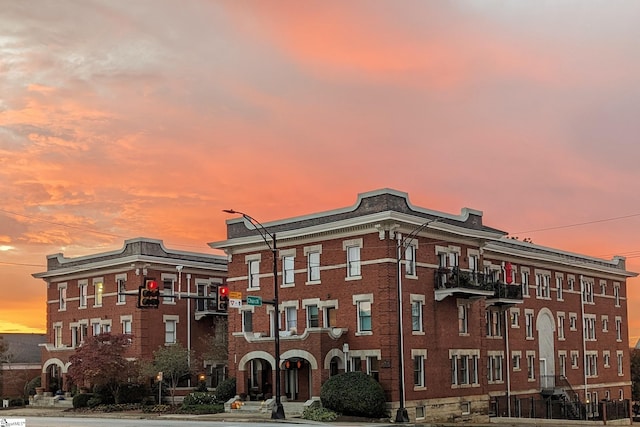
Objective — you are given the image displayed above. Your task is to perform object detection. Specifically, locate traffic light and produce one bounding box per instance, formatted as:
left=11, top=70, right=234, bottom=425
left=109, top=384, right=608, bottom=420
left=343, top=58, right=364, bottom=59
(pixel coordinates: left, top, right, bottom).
left=217, top=285, right=229, bottom=311
left=137, top=278, right=160, bottom=308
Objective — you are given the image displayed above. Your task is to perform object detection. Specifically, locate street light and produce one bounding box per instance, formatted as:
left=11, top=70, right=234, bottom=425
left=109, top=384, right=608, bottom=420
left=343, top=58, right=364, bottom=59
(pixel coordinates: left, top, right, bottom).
left=223, top=209, right=285, bottom=420
left=395, top=219, right=437, bottom=423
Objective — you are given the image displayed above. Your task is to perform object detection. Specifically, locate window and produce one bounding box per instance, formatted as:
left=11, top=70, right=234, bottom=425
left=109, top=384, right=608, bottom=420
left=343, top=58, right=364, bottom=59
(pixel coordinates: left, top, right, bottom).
left=79, top=282, right=88, bottom=308
left=357, top=301, right=372, bottom=332
left=248, top=259, right=260, bottom=288
left=324, top=306, right=337, bottom=328
left=307, top=305, right=319, bottom=328
left=346, top=244, right=361, bottom=278
left=568, top=276, right=575, bottom=291
left=521, top=270, right=530, bottom=296
left=94, top=280, right=103, bottom=307
left=486, top=309, right=502, bottom=337
left=242, top=311, right=253, bottom=333
left=164, top=317, right=178, bottom=344
left=416, top=406, right=425, bottom=420
left=53, top=323, right=63, bottom=348
left=617, top=351, right=624, bottom=376
left=527, top=353, right=535, bottom=380
left=58, top=285, right=67, bottom=311
left=117, top=278, right=126, bottom=304
left=559, top=353, right=567, bottom=376
left=286, top=306, right=297, bottom=332
left=487, top=354, right=504, bottom=382
left=510, top=309, right=520, bottom=327
left=535, top=273, right=551, bottom=298
left=122, top=318, right=132, bottom=335
left=282, top=255, right=295, bottom=286
left=556, top=276, right=563, bottom=300
left=458, top=303, right=468, bottom=334
left=350, top=356, right=362, bottom=372
left=92, top=321, right=101, bottom=336
left=586, top=353, right=598, bottom=377
left=571, top=351, right=579, bottom=369
left=615, top=317, right=622, bottom=341
left=512, top=352, right=521, bottom=371
left=557, top=314, right=565, bottom=340
left=582, top=280, right=594, bottom=303
left=71, top=325, right=80, bottom=348
left=405, top=244, right=416, bottom=276
left=163, top=279, right=174, bottom=304
left=367, top=356, right=380, bottom=382
left=102, top=322, right=111, bottom=333
left=584, top=316, right=596, bottom=341
left=413, top=355, right=425, bottom=387
left=602, top=316, right=609, bottom=332
left=451, top=352, right=479, bottom=386
left=604, top=351, right=611, bottom=368
left=569, top=313, right=577, bottom=330
left=614, top=284, right=620, bottom=306
left=305, top=245, right=322, bottom=283
left=412, top=301, right=423, bottom=332
left=525, top=310, right=534, bottom=339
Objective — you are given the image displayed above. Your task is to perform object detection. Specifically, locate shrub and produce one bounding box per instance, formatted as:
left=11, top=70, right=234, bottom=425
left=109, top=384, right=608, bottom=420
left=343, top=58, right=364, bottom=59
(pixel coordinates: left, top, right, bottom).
left=116, top=383, right=149, bottom=404
left=302, top=406, right=338, bottom=421
left=87, top=396, right=103, bottom=408
left=25, top=376, right=41, bottom=396
left=215, top=377, right=236, bottom=402
left=182, top=392, right=218, bottom=406
left=180, top=403, right=224, bottom=414
left=194, top=381, right=208, bottom=392
left=321, top=372, right=387, bottom=418
left=73, top=393, right=94, bottom=409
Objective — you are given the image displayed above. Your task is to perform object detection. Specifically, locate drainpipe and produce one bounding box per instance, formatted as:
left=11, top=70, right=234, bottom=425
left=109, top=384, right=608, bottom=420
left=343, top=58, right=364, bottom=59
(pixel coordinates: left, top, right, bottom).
left=187, top=273, right=192, bottom=386
left=580, top=275, right=588, bottom=418
left=505, top=308, right=511, bottom=417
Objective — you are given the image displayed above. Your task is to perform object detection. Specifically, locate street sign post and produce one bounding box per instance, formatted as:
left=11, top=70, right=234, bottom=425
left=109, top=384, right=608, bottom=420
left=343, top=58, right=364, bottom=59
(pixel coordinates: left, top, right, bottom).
left=247, top=295, right=263, bottom=306
left=229, top=291, right=242, bottom=309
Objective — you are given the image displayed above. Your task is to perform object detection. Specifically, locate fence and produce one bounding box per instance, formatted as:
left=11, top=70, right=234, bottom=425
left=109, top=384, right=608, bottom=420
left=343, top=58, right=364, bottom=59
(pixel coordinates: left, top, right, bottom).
left=492, top=395, right=629, bottom=421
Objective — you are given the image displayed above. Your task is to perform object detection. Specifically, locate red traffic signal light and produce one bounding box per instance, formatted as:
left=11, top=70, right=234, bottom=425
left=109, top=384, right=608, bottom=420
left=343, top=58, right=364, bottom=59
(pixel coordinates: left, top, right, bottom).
left=138, top=278, right=160, bottom=308
left=217, top=285, right=229, bottom=311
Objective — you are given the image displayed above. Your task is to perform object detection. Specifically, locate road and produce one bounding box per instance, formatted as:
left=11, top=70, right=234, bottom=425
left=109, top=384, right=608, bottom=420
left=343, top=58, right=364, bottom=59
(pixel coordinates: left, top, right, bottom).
left=4, top=417, right=304, bottom=427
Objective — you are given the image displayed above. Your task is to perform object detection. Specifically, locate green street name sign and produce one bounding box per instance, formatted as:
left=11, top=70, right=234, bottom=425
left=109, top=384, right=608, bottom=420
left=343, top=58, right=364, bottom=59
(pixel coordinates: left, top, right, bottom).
left=246, top=295, right=263, bottom=306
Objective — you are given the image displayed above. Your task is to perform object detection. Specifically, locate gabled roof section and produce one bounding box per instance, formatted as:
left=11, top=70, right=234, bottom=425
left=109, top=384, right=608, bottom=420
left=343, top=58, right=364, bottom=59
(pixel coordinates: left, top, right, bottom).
left=33, top=237, right=226, bottom=279
left=0, top=333, right=46, bottom=364
left=211, top=189, right=506, bottom=249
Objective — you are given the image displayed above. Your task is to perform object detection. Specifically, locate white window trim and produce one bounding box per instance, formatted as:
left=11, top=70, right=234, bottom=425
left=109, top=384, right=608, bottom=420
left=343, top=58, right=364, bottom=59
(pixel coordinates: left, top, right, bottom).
left=411, top=348, right=427, bottom=390
left=279, top=248, right=296, bottom=288
left=410, top=294, right=426, bottom=335
left=58, top=283, right=67, bottom=311
left=245, top=254, right=262, bottom=290
left=93, top=277, right=104, bottom=307
left=343, top=238, right=363, bottom=281
left=304, top=244, right=323, bottom=285
left=116, top=274, right=127, bottom=305
left=78, top=280, right=88, bottom=309
left=163, top=315, right=180, bottom=345
left=353, top=293, right=373, bottom=336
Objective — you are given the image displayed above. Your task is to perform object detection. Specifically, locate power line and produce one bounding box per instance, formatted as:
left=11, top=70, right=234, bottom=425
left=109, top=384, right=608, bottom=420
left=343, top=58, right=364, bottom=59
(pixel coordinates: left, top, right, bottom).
left=512, top=213, right=640, bottom=234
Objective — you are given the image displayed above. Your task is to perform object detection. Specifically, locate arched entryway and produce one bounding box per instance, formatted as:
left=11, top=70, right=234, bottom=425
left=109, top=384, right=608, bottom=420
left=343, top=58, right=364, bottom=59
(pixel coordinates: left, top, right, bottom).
left=42, top=358, right=67, bottom=392
left=536, top=308, right=556, bottom=389
left=237, top=351, right=275, bottom=401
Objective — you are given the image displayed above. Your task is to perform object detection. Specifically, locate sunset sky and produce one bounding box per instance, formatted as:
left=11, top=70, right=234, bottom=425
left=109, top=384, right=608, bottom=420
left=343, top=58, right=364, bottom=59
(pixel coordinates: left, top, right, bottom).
left=2, top=1, right=640, bottom=343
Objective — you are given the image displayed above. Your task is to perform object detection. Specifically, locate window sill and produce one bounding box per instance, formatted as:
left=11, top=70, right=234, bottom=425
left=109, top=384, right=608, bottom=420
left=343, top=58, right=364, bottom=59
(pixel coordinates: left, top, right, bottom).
left=345, top=276, right=362, bottom=282
left=306, top=280, right=321, bottom=286
left=355, top=331, right=373, bottom=336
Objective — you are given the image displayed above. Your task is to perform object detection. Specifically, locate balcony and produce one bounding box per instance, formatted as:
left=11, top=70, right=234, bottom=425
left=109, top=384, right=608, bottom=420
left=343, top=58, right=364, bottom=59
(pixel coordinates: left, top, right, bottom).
left=434, top=268, right=523, bottom=304
left=195, top=300, right=218, bottom=320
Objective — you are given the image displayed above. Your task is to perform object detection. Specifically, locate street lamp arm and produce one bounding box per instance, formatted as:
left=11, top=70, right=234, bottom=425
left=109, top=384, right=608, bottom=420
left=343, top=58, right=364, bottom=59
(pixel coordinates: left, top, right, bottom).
left=398, top=218, right=438, bottom=247
left=223, top=209, right=275, bottom=249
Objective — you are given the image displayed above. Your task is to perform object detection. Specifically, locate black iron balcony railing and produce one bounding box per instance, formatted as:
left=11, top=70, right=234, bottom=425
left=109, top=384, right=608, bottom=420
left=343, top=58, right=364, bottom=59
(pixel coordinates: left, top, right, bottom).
left=434, top=267, right=523, bottom=301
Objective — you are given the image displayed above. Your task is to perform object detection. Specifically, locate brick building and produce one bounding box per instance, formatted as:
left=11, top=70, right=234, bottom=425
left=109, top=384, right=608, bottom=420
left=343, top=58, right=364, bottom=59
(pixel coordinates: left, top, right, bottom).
left=0, top=333, right=45, bottom=398
left=32, top=237, right=227, bottom=393
left=210, top=189, right=635, bottom=422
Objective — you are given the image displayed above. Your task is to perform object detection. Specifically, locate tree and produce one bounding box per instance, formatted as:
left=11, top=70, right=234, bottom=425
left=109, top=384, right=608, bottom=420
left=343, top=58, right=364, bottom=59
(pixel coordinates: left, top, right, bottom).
left=199, top=316, right=228, bottom=370
left=145, top=342, right=192, bottom=404
left=67, top=333, right=138, bottom=403
left=631, top=348, right=640, bottom=401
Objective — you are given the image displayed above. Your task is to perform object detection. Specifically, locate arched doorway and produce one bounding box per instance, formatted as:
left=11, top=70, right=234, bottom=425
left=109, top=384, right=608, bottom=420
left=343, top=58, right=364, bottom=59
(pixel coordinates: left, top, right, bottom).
left=536, top=308, right=556, bottom=389
left=283, top=358, right=310, bottom=401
